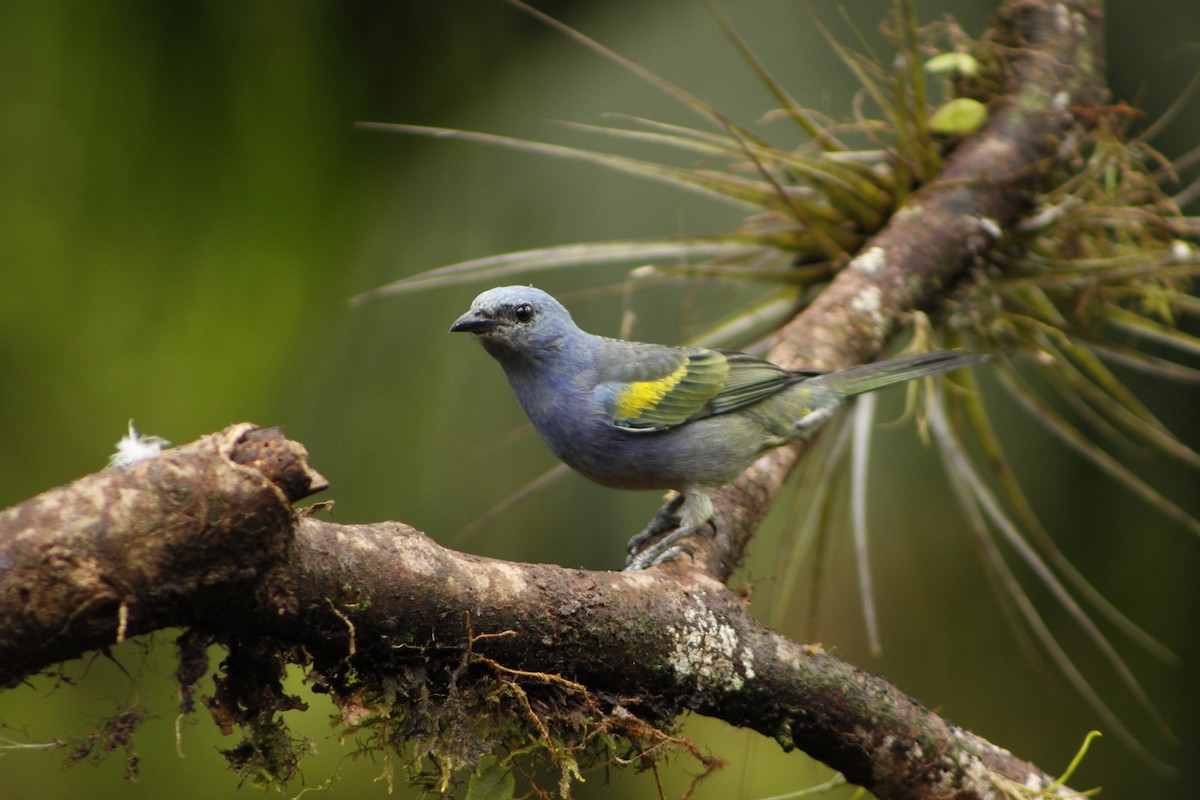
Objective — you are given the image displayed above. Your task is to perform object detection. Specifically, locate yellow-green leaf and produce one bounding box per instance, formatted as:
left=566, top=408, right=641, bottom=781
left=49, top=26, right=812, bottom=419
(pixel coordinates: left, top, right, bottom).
left=925, top=52, right=979, bottom=77
left=929, top=97, right=988, bottom=135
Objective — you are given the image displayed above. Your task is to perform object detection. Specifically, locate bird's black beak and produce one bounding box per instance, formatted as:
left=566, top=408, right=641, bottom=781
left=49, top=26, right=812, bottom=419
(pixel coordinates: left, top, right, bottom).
left=449, top=309, right=499, bottom=334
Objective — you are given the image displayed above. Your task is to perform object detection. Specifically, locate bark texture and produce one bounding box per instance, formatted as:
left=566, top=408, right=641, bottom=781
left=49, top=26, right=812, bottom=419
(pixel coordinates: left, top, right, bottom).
left=0, top=424, right=1086, bottom=798
left=0, top=424, right=325, bottom=687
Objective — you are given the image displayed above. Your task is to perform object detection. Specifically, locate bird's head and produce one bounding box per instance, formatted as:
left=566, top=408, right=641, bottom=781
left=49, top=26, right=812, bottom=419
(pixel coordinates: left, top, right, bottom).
left=449, top=285, right=578, bottom=360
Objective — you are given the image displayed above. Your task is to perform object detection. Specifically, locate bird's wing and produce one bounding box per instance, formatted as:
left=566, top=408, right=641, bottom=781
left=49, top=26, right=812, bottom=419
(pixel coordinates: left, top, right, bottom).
left=706, top=351, right=815, bottom=414
left=605, top=347, right=808, bottom=431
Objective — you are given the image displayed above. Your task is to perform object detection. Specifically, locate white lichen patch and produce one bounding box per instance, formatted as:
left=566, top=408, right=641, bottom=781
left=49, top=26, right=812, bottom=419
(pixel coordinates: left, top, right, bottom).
left=439, top=558, right=533, bottom=604
left=849, top=285, right=886, bottom=332
left=1025, top=771, right=1050, bottom=790
left=850, top=245, right=887, bottom=276
left=849, top=285, right=882, bottom=316
left=739, top=645, right=756, bottom=681
left=907, top=747, right=999, bottom=800
left=666, top=599, right=755, bottom=692
left=477, top=561, right=533, bottom=601
left=932, top=728, right=1080, bottom=800
left=962, top=755, right=999, bottom=799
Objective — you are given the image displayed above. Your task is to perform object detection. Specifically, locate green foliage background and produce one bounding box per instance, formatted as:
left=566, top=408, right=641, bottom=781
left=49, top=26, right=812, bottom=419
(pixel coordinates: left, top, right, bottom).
left=0, top=1, right=1197, bottom=798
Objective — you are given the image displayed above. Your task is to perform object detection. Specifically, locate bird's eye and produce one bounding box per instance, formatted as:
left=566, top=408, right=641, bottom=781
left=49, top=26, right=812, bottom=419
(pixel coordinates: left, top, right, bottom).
left=513, top=303, right=534, bottom=323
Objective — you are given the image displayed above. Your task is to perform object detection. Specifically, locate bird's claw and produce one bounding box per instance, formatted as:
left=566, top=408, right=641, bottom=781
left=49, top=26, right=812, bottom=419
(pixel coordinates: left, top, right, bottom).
left=624, top=541, right=694, bottom=571
left=625, top=493, right=685, bottom=555
left=624, top=493, right=719, bottom=571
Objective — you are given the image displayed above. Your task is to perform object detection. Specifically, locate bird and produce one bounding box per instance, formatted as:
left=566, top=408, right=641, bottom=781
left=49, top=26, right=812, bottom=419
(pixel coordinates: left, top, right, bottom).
left=450, top=285, right=987, bottom=570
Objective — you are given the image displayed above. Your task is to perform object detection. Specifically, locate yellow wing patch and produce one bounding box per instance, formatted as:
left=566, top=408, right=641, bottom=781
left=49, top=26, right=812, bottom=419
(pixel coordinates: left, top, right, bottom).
left=613, top=363, right=689, bottom=420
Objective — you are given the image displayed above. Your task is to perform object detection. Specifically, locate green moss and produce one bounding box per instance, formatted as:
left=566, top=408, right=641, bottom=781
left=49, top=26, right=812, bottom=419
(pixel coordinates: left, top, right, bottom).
left=322, top=647, right=718, bottom=797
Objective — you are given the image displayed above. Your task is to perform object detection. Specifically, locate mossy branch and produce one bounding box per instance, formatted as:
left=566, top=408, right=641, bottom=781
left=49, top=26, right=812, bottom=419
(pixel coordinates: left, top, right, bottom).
left=0, top=424, right=1083, bottom=798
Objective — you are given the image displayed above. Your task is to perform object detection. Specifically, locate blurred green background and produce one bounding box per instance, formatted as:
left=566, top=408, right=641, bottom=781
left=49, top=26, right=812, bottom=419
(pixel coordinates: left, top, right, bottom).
left=1, top=1, right=1197, bottom=798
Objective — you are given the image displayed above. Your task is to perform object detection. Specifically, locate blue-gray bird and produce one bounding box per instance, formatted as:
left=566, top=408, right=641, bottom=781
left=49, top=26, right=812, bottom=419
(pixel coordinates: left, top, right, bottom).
left=450, top=285, right=987, bottom=569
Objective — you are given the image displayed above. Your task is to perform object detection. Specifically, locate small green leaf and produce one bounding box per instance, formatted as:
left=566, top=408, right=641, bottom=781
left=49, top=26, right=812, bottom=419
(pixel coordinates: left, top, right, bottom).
left=929, top=97, right=988, bottom=135
left=925, top=52, right=979, bottom=77
left=466, top=760, right=515, bottom=800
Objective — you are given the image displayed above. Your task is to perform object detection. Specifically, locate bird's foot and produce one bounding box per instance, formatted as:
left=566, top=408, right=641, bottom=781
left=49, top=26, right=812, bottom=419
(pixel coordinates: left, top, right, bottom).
left=624, top=493, right=685, bottom=556
left=624, top=490, right=715, bottom=571
left=624, top=535, right=696, bottom=571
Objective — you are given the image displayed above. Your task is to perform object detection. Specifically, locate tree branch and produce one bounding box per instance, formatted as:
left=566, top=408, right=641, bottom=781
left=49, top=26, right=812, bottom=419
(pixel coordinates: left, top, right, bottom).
left=0, top=424, right=326, bottom=686
left=1, top=424, right=1082, bottom=798
left=700, top=0, right=1106, bottom=578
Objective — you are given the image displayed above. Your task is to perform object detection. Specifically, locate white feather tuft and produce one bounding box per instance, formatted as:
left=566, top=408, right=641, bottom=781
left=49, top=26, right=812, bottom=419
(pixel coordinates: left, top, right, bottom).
left=108, top=420, right=170, bottom=468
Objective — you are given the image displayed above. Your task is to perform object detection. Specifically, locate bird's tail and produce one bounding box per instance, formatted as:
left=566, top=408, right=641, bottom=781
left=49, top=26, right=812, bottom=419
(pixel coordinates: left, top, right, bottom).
left=808, top=350, right=989, bottom=397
